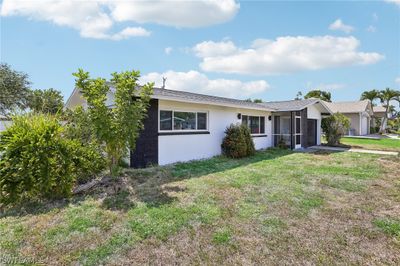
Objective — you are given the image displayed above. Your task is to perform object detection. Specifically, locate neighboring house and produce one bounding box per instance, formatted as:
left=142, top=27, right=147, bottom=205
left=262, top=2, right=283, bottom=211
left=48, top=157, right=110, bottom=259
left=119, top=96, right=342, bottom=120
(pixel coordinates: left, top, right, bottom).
left=66, top=87, right=332, bottom=167
left=324, top=100, right=373, bottom=136
left=0, top=115, right=12, bottom=132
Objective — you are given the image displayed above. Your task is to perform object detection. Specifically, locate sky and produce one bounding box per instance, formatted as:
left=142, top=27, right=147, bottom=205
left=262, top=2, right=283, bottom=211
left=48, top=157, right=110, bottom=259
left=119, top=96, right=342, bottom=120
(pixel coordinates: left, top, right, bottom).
left=1, top=0, right=399, bottom=103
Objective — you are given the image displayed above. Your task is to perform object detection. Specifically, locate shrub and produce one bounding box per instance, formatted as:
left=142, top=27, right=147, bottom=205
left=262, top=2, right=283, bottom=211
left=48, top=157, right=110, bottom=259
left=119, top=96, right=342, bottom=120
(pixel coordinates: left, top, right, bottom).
left=64, top=107, right=105, bottom=184
left=321, top=113, right=350, bottom=146
left=221, top=124, right=255, bottom=158
left=241, top=124, right=255, bottom=156
left=0, top=114, right=104, bottom=206
left=70, top=142, right=105, bottom=184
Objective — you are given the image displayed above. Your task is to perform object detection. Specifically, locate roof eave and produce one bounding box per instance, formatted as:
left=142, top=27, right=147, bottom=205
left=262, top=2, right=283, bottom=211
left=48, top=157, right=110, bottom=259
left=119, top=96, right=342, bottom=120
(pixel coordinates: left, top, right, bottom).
left=153, top=95, right=275, bottom=112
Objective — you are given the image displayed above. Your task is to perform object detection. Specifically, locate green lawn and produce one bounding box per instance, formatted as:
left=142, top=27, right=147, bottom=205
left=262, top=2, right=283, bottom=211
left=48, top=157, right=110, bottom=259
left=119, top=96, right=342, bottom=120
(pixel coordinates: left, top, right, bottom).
left=339, top=137, right=400, bottom=152
left=1, top=149, right=399, bottom=265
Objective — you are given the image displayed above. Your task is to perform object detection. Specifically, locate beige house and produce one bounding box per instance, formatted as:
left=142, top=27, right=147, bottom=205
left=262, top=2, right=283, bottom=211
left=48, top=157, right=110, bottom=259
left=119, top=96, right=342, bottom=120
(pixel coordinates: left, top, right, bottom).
left=324, top=100, right=373, bottom=136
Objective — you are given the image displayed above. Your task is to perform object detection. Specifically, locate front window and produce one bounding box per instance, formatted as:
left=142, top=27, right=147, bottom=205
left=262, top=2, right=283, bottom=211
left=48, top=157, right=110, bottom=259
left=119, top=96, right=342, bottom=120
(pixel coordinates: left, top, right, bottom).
left=159, top=110, right=208, bottom=131
left=174, top=111, right=196, bottom=130
left=242, top=115, right=265, bottom=134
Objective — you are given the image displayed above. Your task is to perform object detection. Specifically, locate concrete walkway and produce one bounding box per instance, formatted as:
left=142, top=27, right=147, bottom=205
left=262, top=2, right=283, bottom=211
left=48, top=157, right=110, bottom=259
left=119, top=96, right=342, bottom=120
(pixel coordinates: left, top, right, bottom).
left=308, top=145, right=399, bottom=156
left=345, top=134, right=400, bottom=140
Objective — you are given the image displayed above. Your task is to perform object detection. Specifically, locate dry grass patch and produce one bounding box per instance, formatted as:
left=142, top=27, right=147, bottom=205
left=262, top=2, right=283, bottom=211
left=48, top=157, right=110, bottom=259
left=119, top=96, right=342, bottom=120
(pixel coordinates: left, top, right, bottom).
left=1, top=149, right=400, bottom=265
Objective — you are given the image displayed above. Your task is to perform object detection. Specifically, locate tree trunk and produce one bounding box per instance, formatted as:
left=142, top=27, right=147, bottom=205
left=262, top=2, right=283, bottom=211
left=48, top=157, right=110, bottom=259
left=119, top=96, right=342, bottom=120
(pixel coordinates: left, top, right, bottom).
left=379, top=101, right=390, bottom=133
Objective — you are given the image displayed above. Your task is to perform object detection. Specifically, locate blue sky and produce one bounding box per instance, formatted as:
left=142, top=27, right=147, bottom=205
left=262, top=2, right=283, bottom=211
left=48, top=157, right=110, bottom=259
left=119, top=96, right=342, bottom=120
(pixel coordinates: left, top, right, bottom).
left=1, top=0, right=399, bottom=102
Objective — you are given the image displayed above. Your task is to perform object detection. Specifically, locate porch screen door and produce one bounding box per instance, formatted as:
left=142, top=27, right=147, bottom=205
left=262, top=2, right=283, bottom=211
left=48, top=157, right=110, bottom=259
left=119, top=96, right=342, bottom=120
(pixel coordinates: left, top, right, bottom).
left=295, top=112, right=301, bottom=149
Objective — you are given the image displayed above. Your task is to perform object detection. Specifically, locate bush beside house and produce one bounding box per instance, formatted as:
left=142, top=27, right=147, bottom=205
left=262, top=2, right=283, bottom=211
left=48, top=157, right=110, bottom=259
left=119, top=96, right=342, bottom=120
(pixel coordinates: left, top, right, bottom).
left=0, top=114, right=104, bottom=206
left=321, top=113, right=350, bottom=146
left=221, top=124, right=255, bottom=158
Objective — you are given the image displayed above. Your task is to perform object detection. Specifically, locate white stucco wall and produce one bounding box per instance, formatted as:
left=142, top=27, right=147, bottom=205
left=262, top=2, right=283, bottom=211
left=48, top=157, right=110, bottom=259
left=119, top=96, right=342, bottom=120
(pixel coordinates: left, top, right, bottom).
left=158, top=100, right=272, bottom=165
left=307, top=105, right=322, bottom=145
left=344, top=113, right=360, bottom=135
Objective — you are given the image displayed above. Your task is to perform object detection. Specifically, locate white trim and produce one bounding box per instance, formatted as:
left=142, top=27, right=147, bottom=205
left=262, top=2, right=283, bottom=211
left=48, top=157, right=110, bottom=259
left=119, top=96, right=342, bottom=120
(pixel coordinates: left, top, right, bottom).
left=295, top=113, right=302, bottom=149
left=158, top=108, right=209, bottom=133
left=241, top=114, right=266, bottom=136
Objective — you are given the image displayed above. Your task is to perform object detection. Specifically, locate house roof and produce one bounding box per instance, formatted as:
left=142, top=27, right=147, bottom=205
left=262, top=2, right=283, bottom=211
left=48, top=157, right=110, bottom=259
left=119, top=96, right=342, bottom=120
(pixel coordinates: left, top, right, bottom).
left=259, top=98, right=323, bottom=112
left=0, top=114, right=10, bottom=121
left=372, top=106, right=386, bottom=113
left=66, top=85, right=333, bottom=113
left=323, top=100, right=371, bottom=113
left=150, top=87, right=275, bottom=111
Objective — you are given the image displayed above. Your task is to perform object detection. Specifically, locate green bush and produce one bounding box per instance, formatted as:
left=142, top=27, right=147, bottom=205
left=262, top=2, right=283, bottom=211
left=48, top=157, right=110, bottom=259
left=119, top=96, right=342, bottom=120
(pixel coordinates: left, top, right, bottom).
left=64, top=107, right=105, bottom=184
left=0, top=114, right=104, bottom=206
left=221, top=124, right=255, bottom=158
left=241, top=124, right=255, bottom=156
left=321, top=113, right=350, bottom=146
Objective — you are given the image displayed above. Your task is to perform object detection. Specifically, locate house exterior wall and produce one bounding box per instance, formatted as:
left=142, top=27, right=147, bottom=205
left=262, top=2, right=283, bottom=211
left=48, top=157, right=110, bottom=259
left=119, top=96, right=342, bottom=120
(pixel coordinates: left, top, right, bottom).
left=130, top=99, right=159, bottom=168
left=306, top=105, right=322, bottom=145
left=157, top=99, right=272, bottom=165
left=343, top=113, right=361, bottom=135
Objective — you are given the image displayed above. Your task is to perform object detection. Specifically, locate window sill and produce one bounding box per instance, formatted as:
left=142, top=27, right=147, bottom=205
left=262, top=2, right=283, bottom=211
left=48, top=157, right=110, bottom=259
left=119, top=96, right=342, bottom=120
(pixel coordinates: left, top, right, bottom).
left=158, top=131, right=210, bottom=136
left=251, top=134, right=268, bottom=138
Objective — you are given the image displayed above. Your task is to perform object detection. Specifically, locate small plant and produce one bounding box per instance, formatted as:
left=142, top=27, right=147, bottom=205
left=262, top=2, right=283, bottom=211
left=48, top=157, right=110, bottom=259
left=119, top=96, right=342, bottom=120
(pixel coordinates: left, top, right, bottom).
left=277, top=138, right=288, bottom=149
left=221, top=124, right=255, bottom=158
left=212, top=228, right=232, bottom=244
left=321, top=113, right=350, bottom=146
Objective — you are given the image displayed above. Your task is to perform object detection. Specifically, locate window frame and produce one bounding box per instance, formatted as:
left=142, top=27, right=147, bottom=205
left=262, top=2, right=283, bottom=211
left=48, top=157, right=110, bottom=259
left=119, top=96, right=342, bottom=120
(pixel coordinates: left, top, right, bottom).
left=241, top=115, right=266, bottom=135
left=158, top=108, right=209, bottom=133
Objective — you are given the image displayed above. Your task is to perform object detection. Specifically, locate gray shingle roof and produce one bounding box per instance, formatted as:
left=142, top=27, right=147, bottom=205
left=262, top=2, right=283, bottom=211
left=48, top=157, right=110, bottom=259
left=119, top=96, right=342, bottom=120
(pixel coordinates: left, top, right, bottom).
left=324, top=100, right=371, bottom=113
left=372, top=106, right=386, bottom=113
left=259, top=98, right=320, bottom=111
left=151, top=87, right=275, bottom=111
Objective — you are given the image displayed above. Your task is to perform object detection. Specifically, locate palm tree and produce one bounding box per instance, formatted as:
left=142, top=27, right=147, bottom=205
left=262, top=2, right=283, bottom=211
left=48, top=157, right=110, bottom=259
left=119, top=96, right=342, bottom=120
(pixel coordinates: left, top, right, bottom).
left=378, top=88, right=400, bottom=133
left=360, top=89, right=379, bottom=106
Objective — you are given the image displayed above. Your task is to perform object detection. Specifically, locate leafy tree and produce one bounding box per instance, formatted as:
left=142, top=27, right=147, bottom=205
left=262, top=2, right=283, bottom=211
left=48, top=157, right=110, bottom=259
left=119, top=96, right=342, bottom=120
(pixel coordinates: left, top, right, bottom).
left=0, top=63, right=31, bottom=116
left=28, top=88, right=64, bottom=115
left=321, top=113, right=350, bottom=146
left=360, top=89, right=380, bottom=106
left=73, top=69, right=153, bottom=174
left=245, top=98, right=263, bottom=103
left=304, top=90, right=332, bottom=102
left=295, top=91, right=303, bottom=100
left=377, top=88, right=400, bottom=133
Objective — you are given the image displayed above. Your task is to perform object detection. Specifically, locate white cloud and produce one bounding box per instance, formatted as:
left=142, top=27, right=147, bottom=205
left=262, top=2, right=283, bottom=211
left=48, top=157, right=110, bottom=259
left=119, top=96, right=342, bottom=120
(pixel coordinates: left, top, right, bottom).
left=109, top=27, right=151, bottom=40
left=395, top=77, right=400, bottom=84
left=366, top=25, right=376, bottom=33
left=329, top=19, right=354, bottom=33
left=194, top=36, right=384, bottom=75
left=164, top=47, right=173, bottom=55
left=385, top=0, right=400, bottom=6
left=306, top=82, right=346, bottom=91
left=109, top=0, right=240, bottom=28
left=0, top=0, right=239, bottom=40
left=193, top=41, right=238, bottom=57
left=140, top=70, right=269, bottom=99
